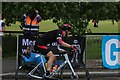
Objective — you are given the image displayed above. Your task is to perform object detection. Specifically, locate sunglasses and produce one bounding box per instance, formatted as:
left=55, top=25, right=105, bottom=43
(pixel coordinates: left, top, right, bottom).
left=63, top=27, right=72, bottom=31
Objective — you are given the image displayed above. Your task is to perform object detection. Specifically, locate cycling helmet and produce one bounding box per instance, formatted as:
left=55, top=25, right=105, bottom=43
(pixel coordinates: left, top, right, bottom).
left=60, top=24, right=72, bottom=31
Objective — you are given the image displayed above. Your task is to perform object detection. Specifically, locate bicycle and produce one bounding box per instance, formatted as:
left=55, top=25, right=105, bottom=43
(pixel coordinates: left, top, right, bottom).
left=28, top=51, right=79, bottom=80
left=15, top=48, right=90, bottom=80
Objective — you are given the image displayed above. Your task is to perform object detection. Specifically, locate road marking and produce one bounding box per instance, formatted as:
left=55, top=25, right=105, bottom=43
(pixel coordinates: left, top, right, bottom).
left=0, top=71, right=119, bottom=76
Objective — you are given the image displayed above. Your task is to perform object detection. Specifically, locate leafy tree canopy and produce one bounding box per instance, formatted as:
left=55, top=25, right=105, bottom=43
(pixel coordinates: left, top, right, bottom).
left=2, top=2, right=120, bottom=35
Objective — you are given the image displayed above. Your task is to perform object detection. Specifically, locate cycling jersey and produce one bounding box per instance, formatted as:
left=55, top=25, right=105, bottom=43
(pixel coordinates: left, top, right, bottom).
left=34, top=29, right=64, bottom=55
left=23, top=52, right=46, bottom=65
left=36, top=29, right=63, bottom=45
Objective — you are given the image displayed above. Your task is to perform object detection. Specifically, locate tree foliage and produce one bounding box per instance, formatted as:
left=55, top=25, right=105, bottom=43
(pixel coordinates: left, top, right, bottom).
left=2, top=2, right=120, bottom=35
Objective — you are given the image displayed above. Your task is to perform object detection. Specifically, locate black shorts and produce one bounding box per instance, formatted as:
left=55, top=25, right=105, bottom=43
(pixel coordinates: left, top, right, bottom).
left=34, top=40, right=59, bottom=55
left=34, top=41, right=48, bottom=55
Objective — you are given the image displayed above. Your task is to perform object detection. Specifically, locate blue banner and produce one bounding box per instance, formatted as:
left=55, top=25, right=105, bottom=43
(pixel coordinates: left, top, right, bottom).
left=102, top=35, right=120, bottom=69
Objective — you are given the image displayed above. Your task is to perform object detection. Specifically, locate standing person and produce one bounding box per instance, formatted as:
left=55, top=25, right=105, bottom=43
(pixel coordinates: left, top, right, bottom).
left=34, top=24, right=78, bottom=76
left=21, top=9, right=42, bottom=37
left=0, top=13, right=5, bottom=58
left=92, top=19, right=98, bottom=27
left=0, top=13, right=5, bottom=36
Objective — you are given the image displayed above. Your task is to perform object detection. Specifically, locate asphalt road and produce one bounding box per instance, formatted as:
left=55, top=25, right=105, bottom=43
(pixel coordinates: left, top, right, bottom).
left=1, top=59, right=120, bottom=80
left=1, top=76, right=120, bottom=80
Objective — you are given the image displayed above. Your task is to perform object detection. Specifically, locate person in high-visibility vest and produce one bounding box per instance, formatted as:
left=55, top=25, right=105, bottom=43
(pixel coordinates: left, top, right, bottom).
left=21, top=10, right=42, bottom=36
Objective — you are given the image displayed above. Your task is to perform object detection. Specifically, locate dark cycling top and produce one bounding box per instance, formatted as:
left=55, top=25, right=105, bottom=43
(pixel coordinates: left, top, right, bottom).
left=36, top=29, right=63, bottom=45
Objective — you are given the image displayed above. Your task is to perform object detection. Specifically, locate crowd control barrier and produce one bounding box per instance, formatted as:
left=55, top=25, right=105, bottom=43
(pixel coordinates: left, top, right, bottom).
left=16, top=35, right=86, bottom=69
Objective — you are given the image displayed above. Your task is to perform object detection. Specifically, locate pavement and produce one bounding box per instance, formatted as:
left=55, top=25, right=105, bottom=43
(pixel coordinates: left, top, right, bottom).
left=0, top=59, right=120, bottom=80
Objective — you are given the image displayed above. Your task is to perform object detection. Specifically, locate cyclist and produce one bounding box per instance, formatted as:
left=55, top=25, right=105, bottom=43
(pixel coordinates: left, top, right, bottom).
left=34, top=23, right=78, bottom=76
left=22, top=45, right=46, bottom=66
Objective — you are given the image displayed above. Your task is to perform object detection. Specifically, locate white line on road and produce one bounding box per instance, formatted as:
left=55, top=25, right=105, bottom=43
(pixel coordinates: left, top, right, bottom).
left=0, top=71, right=119, bottom=76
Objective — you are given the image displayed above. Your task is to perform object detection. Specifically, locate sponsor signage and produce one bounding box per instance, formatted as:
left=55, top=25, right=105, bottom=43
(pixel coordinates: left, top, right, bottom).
left=102, top=36, right=120, bottom=69
left=18, top=35, right=85, bottom=67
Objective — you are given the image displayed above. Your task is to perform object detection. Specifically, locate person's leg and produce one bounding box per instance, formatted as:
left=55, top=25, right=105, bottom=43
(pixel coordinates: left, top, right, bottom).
left=34, top=43, right=56, bottom=75
left=46, top=51, right=56, bottom=71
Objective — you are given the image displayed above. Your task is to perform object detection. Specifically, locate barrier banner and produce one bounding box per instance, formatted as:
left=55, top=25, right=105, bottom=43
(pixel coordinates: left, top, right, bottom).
left=18, top=35, right=86, bottom=68
left=18, top=36, right=37, bottom=54
left=102, top=35, right=120, bottom=69
left=63, top=36, right=86, bottom=67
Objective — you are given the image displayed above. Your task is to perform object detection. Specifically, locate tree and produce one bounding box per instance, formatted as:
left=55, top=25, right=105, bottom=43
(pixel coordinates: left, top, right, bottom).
left=2, top=2, right=119, bottom=35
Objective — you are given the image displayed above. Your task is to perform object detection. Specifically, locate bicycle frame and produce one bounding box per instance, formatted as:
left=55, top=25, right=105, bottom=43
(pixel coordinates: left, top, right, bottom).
left=28, top=54, right=46, bottom=79
left=48, top=53, right=77, bottom=78
left=28, top=53, right=78, bottom=79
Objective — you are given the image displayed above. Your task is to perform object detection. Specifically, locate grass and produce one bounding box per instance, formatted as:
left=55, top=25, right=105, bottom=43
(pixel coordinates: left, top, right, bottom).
left=6, top=19, right=58, bottom=32
left=39, top=19, right=58, bottom=32
left=6, top=20, right=119, bottom=33
left=86, top=37, right=102, bottom=59
left=88, top=20, right=118, bottom=33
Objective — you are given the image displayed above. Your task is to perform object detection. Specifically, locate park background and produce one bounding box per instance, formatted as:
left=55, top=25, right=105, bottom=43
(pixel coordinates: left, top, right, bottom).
left=2, top=1, right=119, bottom=68
left=3, top=20, right=119, bottom=59
left=1, top=2, right=120, bottom=80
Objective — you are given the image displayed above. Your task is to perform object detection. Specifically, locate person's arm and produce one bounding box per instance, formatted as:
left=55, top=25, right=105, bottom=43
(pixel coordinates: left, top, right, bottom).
left=21, top=14, right=26, bottom=22
left=57, top=37, right=78, bottom=51
left=36, top=15, right=42, bottom=22
left=22, top=53, right=34, bottom=63
left=20, top=14, right=26, bottom=29
left=1, top=22, right=5, bottom=31
left=57, top=37, right=71, bottom=48
left=23, top=56, right=32, bottom=63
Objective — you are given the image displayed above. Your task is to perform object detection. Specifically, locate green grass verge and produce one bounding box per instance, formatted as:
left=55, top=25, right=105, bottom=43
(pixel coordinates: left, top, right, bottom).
left=86, top=38, right=102, bottom=59
left=6, top=19, right=58, bottom=32
left=88, top=20, right=118, bottom=33
left=6, top=20, right=118, bottom=33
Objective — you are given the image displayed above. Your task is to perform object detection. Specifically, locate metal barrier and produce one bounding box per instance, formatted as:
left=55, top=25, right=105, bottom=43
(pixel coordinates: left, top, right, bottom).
left=3, top=31, right=120, bottom=69
left=2, top=31, right=120, bottom=79
left=86, top=35, right=102, bottom=68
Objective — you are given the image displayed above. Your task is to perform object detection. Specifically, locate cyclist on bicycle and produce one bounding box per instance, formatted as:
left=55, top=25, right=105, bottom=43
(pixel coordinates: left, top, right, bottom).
left=34, top=23, right=78, bottom=76
left=22, top=45, right=46, bottom=66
